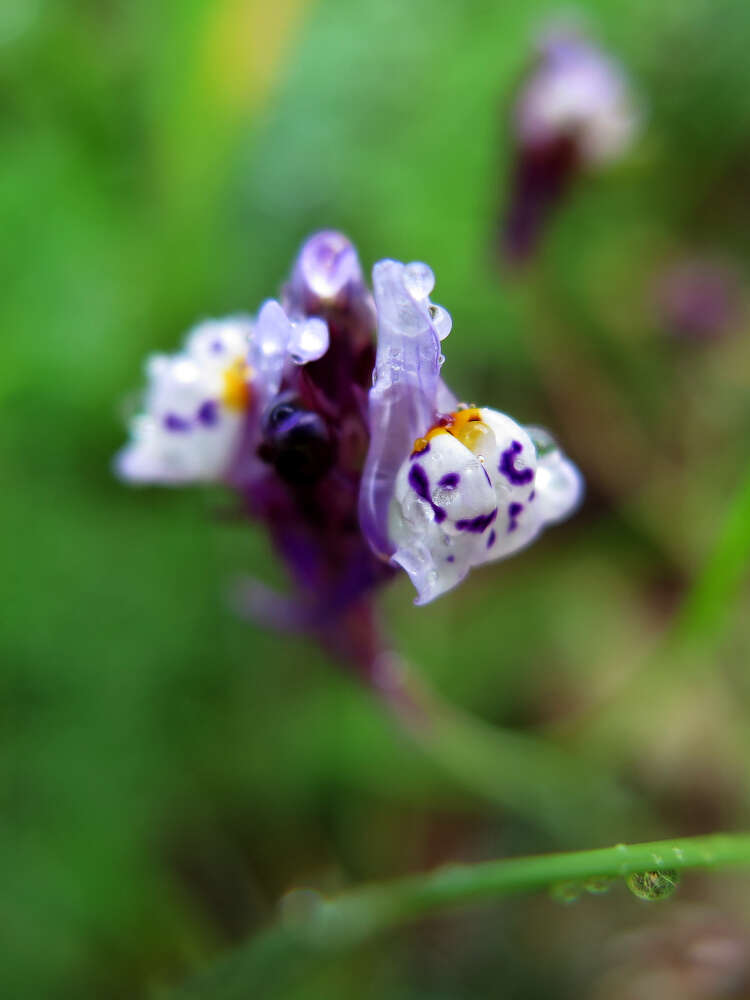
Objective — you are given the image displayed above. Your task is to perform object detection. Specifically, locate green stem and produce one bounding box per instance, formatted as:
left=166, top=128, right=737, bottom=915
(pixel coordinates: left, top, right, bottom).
left=172, top=832, right=750, bottom=1000
left=373, top=654, right=642, bottom=844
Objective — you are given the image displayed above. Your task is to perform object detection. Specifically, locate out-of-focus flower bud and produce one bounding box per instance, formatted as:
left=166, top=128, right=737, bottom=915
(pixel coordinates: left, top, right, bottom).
left=656, top=258, right=741, bottom=342
left=502, top=26, right=638, bottom=263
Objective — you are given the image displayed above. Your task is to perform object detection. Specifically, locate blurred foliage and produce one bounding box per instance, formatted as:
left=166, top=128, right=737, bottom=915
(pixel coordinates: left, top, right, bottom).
left=2, top=0, right=750, bottom=996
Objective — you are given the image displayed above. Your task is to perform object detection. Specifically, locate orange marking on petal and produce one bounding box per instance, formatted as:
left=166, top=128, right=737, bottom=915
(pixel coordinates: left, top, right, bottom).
left=411, top=408, right=491, bottom=456
left=222, top=360, right=253, bottom=411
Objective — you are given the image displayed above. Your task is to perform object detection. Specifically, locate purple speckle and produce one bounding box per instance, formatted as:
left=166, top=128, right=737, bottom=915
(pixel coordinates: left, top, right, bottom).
left=408, top=462, right=429, bottom=499
left=446, top=555, right=455, bottom=563
left=439, top=472, right=460, bottom=489
left=196, top=399, right=219, bottom=426
left=508, top=501, right=523, bottom=533
left=456, top=508, right=498, bottom=534
left=528, top=489, right=536, bottom=501
left=410, top=442, right=430, bottom=459
left=482, top=465, right=492, bottom=486
left=408, top=462, right=446, bottom=523
left=163, top=413, right=191, bottom=433
left=210, top=339, right=224, bottom=354
left=499, top=440, right=534, bottom=486
left=487, top=529, right=497, bottom=549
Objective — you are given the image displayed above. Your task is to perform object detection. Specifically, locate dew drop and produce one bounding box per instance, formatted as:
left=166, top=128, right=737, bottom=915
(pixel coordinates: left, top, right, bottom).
left=550, top=881, right=582, bottom=904
left=429, top=304, right=453, bottom=341
left=626, top=869, right=680, bottom=901
left=584, top=875, right=614, bottom=896
left=290, top=317, right=329, bottom=364
left=403, top=262, right=435, bottom=300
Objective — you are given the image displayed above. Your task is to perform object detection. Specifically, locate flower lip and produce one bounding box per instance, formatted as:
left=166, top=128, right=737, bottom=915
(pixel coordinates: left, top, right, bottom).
left=115, top=316, right=253, bottom=485
left=389, top=407, right=582, bottom=604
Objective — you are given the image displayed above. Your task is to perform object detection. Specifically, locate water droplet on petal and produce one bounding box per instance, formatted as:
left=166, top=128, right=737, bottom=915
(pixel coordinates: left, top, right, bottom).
left=429, top=304, right=452, bottom=341
left=403, top=262, right=435, bottom=300
left=626, top=869, right=680, bottom=901
left=290, top=318, right=329, bottom=364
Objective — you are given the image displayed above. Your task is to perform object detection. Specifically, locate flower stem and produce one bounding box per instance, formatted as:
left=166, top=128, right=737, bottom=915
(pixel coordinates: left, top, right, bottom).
left=369, top=652, right=643, bottom=844
left=172, top=832, right=750, bottom=1000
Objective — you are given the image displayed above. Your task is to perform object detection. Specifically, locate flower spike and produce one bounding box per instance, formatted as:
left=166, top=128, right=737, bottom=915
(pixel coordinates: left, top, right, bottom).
left=116, top=236, right=583, bottom=638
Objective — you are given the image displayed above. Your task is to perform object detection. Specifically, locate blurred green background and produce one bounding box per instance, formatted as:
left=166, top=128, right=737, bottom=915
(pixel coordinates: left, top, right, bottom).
left=3, top=0, right=750, bottom=996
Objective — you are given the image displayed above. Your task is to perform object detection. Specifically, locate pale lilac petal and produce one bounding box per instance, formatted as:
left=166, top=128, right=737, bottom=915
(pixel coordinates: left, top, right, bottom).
left=358, top=260, right=451, bottom=558
left=250, top=300, right=330, bottom=404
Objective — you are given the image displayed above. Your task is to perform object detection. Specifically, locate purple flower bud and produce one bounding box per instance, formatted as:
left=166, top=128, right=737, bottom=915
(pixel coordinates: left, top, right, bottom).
left=284, top=230, right=367, bottom=314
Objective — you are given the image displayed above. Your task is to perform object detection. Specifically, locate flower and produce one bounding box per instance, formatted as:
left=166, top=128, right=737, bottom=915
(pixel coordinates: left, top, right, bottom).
left=501, top=26, right=638, bottom=263
left=116, top=306, right=328, bottom=485
left=115, top=317, right=253, bottom=484
left=360, top=259, right=583, bottom=604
